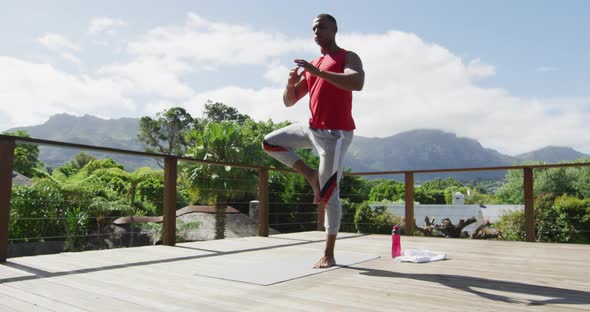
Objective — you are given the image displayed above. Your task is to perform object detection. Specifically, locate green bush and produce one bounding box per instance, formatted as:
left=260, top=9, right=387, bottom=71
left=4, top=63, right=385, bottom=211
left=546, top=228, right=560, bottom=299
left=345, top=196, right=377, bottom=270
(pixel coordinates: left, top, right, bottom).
left=368, top=180, right=404, bottom=202
left=354, top=202, right=402, bottom=234
left=495, top=193, right=590, bottom=243
left=553, top=194, right=590, bottom=243
left=10, top=185, right=64, bottom=242
left=494, top=210, right=525, bottom=241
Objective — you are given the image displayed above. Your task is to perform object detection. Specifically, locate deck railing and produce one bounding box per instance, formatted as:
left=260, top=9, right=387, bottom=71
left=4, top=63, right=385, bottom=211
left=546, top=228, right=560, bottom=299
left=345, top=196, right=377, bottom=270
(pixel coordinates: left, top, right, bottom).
left=2, top=134, right=590, bottom=262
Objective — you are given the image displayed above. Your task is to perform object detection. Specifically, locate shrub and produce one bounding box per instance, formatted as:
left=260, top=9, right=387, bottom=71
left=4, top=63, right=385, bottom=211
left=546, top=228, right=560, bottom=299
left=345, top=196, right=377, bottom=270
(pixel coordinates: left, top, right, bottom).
left=494, top=210, right=525, bottom=241
left=354, top=202, right=402, bottom=234
left=553, top=194, right=590, bottom=243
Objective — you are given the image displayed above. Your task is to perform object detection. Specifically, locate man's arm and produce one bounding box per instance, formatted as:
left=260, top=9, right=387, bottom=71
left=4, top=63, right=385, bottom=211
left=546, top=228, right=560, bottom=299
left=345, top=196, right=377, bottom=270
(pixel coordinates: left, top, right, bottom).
left=283, top=68, right=309, bottom=107
left=294, top=51, right=365, bottom=91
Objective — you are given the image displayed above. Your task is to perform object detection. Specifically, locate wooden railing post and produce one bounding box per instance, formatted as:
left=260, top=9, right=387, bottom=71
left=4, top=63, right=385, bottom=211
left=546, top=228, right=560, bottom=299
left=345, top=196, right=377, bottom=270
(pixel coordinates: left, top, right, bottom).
left=404, top=172, right=415, bottom=235
left=0, top=137, right=16, bottom=262
left=162, top=156, right=177, bottom=246
left=524, top=167, right=535, bottom=242
left=258, top=168, right=269, bottom=237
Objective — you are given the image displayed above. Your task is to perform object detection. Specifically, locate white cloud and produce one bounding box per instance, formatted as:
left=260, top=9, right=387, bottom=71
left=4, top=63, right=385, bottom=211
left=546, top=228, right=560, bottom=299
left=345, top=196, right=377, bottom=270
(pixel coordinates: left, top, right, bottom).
left=468, top=58, right=496, bottom=78
left=89, top=17, right=127, bottom=35
left=99, top=56, right=194, bottom=98
left=38, top=33, right=81, bottom=64
left=187, top=86, right=309, bottom=125
left=264, top=62, right=291, bottom=86
left=0, top=56, right=137, bottom=129
left=39, top=33, right=80, bottom=52
left=127, top=13, right=306, bottom=66
left=334, top=31, right=590, bottom=154
left=5, top=16, right=590, bottom=156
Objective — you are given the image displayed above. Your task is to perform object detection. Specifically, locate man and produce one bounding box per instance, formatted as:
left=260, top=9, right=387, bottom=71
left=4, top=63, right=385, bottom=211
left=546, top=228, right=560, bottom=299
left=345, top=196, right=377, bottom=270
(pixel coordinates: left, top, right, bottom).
left=262, top=14, right=365, bottom=268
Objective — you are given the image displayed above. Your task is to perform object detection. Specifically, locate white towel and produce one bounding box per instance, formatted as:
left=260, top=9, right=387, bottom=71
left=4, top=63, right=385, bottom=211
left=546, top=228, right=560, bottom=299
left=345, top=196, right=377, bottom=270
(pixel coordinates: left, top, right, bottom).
left=395, top=249, right=447, bottom=263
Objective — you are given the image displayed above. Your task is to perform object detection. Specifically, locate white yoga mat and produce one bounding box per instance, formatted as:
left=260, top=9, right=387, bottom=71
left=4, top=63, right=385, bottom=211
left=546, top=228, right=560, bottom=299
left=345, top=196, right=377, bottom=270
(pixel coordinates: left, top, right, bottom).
left=193, top=247, right=379, bottom=286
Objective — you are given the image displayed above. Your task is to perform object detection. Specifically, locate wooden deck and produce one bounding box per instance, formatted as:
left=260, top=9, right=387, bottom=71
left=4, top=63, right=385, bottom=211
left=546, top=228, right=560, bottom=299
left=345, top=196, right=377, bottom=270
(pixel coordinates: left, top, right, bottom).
left=0, top=231, right=589, bottom=312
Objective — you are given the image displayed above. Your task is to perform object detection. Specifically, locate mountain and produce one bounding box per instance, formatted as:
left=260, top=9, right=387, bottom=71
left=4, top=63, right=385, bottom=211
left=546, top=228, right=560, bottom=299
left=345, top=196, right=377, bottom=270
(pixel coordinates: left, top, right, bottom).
left=6, top=114, right=589, bottom=181
left=345, top=129, right=512, bottom=181
left=516, top=146, right=589, bottom=163
left=7, top=114, right=158, bottom=170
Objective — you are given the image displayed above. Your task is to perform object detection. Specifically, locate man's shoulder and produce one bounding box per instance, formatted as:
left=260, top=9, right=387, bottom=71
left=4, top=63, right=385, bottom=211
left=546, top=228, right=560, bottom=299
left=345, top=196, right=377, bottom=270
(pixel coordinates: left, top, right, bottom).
left=344, top=50, right=360, bottom=58
left=344, top=50, right=363, bottom=63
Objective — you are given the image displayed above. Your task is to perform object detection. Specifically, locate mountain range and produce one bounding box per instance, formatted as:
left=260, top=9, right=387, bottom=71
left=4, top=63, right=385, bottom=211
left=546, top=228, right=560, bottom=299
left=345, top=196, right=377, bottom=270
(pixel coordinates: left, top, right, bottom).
left=6, top=114, right=589, bottom=181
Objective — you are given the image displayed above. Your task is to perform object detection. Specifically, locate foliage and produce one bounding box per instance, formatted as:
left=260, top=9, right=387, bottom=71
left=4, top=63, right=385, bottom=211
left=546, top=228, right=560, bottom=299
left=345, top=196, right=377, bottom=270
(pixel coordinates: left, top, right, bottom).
left=354, top=202, right=402, bottom=234
left=464, top=190, right=503, bottom=205
left=138, top=106, right=198, bottom=156
left=368, top=179, right=404, bottom=202
left=495, top=161, right=590, bottom=204
left=340, top=173, right=371, bottom=204
left=183, top=121, right=259, bottom=238
left=2, top=130, right=44, bottom=177
left=419, top=178, right=464, bottom=192
left=495, top=193, right=590, bottom=243
left=9, top=185, right=64, bottom=242
left=552, top=194, right=590, bottom=243
left=70, top=152, right=97, bottom=170
left=184, top=121, right=258, bottom=204
left=419, top=178, right=464, bottom=204
left=135, top=178, right=166, bottom=215
left=493, top=210, right=525, bottom=241
left=90, top=167, right=163, bottom=209
left=202, top=101, right=250, bottom=124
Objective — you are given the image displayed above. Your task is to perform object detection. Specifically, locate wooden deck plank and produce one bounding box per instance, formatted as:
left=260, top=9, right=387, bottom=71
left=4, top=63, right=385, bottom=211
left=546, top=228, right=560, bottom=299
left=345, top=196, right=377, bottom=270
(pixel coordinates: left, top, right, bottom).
left=1, top=232, right=589, bottom=311
left=0, top=284, right=85, bottom=312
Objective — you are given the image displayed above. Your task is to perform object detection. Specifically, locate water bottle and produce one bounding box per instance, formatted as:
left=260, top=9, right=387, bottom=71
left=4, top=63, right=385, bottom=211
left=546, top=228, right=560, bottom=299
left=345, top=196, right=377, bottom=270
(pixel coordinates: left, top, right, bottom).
left=392, top=225, right=402, bottom=258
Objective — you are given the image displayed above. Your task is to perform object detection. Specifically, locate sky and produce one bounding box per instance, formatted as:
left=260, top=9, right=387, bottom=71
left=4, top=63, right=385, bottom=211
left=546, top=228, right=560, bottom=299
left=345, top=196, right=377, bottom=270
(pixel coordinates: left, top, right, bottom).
left=1, top=0, right=589, bottom=155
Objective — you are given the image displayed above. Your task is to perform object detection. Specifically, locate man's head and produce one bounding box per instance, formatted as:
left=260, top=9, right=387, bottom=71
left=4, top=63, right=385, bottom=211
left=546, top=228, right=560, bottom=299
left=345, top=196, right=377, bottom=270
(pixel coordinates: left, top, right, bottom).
left=313, top=14, right=337, bottom=47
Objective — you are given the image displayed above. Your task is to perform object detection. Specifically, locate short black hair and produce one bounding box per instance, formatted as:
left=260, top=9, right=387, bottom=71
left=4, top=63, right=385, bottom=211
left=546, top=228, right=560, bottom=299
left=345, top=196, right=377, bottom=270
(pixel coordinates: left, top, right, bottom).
left=316, top=13, right=337, bottom=27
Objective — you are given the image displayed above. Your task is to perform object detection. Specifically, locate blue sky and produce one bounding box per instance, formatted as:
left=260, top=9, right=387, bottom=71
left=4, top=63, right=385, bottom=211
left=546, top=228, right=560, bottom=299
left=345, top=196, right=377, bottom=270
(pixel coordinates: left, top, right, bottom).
left=1, top=0, right=589, bottom=154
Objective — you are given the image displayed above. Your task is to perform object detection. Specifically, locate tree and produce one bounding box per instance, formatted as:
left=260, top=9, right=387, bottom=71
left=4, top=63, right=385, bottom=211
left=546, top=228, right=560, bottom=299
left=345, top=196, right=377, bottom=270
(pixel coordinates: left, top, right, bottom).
left=354, top=202, right=402, bottom=234
left=368, top=179, right=405, bottom=202
left=10, top=185, right=63, bottom=242
left=90, top=167, right=163, bottom=246
left=32, top=168, right=94, bottom=251
left=88, top=197, right=133, bottom=249
left=71, top=152, right=97, bottom=170
left=183, top=121, right=258, bottom=239
left=419, top=178, right=464, bottom=204
left=203, top=101, right=250, bottom=123
left=419, top=178, right=463, bottom=191
left=138, top=107, right=198, bottom=158
left=2, top=130, right=44, bottom=177
left=53, top=153, right=99, bottom=178
left=496, top=161, right=581, bottom=204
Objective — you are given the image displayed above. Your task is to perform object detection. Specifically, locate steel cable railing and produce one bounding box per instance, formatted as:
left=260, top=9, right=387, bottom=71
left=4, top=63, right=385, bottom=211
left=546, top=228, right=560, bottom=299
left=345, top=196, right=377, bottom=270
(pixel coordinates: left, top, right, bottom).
left=3, top=134, right=590, bottom=262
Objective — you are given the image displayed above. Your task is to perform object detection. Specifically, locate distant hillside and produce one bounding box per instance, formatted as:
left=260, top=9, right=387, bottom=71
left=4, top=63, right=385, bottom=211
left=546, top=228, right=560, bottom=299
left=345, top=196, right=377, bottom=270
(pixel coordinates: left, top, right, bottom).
left=8, top=114, right=157, bottom=170
left=516, top=146, right=590, bottom=163
left=6, top=114, right=589, bottom=181
left=345, top=130, right=512, bottom=181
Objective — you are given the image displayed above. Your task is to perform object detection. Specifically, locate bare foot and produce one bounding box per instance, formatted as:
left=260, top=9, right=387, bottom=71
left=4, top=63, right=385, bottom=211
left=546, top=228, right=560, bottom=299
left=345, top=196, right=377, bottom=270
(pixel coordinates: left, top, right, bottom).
left=313, top=256, right=336, bottom=269
left=307, top=170, right=321, bottom=204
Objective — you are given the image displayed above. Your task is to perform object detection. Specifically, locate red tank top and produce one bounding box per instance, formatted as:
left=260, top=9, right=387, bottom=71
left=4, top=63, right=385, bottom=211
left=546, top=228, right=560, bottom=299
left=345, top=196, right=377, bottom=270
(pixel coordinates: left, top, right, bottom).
left=305, top=49, right=355, bottom=130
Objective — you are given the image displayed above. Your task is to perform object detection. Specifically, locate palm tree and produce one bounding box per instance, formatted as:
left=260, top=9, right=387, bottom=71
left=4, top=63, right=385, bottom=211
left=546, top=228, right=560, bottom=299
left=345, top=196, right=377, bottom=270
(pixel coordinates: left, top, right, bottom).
left=183, top=122, right=258, bottom=239
left=88, top=197, right=133, bottom=249
left=33, top=169, right=92, bottom=251
left=91, top=167, right=163, bottom=246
